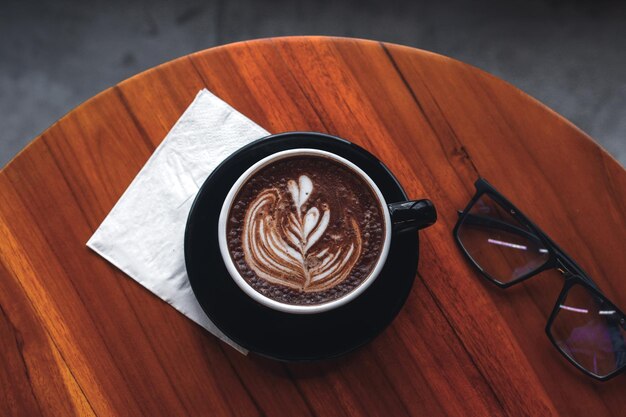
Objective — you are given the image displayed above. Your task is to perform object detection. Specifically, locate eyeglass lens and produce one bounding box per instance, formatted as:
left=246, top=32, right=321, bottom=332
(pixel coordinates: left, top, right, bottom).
left=549, top=283, right=626, bottom=378
left=456, top=193, right=551, bottom=284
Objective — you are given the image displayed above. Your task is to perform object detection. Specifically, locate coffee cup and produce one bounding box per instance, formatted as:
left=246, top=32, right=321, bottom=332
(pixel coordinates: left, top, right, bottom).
left=218, top=148, right=436, bottom=314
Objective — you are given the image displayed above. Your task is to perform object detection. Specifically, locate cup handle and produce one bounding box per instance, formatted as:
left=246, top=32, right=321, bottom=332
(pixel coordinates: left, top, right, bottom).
left=388, top=199, right=437, bottom=233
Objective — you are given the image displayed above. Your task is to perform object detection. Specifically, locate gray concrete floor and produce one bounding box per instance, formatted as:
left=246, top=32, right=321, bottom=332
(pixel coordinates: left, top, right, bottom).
left=1, top=0, right=625, bottom=168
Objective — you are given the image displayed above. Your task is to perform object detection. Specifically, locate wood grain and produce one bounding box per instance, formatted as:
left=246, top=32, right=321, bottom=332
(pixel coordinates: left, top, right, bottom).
left=1, top=36, right=624, bottom=417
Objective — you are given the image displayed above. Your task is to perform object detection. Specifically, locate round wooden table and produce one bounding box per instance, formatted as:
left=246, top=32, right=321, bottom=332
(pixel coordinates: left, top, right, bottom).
left=1, top=37, right=624, bottom=417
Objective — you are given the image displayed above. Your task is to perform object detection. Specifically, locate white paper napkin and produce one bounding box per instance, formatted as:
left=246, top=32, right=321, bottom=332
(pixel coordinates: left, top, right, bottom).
left=87, top=89, right=270, bottom=353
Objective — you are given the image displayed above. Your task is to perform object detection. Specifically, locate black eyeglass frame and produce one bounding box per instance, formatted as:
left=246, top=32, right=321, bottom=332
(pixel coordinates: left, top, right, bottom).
left=453, top=178, right=626, bottom=381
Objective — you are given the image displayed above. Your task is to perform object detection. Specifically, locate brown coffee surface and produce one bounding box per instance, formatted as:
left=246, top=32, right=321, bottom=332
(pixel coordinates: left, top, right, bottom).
left=226, top=155, right=385, bottom=306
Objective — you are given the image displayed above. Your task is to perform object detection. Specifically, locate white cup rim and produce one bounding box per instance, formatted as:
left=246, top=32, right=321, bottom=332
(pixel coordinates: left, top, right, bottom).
left=218, top=148, right=392, bottom=314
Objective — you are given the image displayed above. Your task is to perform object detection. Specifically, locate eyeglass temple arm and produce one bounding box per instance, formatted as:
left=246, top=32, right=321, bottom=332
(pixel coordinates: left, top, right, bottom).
left=458, top=211, right=601, bottom=290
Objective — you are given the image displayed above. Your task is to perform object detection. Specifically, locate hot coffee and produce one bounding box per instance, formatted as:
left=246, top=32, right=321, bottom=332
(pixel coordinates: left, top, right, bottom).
left=225, top=155, right=385, bottom=306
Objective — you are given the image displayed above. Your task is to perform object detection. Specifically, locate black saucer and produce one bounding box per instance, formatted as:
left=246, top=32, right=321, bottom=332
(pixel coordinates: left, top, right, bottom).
left=184, top=132, right=419, bottom=361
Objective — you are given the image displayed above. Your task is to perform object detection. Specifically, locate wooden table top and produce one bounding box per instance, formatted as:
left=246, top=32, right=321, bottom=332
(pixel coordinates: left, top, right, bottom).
left=1, top=36, right=624, bottom=417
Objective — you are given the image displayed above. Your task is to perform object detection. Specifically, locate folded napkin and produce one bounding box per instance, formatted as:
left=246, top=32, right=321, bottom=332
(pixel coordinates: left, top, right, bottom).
left=87, top=89, right=270, bottom=353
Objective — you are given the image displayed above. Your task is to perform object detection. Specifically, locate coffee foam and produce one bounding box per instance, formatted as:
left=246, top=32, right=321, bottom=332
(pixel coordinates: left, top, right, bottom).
left=226, top=154, right=386, bottom=306
left=241, top=174, right=362, bottom=292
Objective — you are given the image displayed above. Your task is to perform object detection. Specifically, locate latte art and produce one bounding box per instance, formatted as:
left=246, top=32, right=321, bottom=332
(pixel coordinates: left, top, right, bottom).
left=242, top=175, right=362, bottom=292
left=226, top=155, right=385, bottom=306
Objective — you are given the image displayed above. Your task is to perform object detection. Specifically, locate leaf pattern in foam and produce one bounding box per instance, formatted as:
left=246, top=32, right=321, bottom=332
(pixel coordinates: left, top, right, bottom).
left=242, top=175, right=362, bottom=292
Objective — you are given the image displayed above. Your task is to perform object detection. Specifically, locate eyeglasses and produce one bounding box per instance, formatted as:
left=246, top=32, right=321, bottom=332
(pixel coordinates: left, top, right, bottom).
left=453, top=178, right=626, bottom=381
